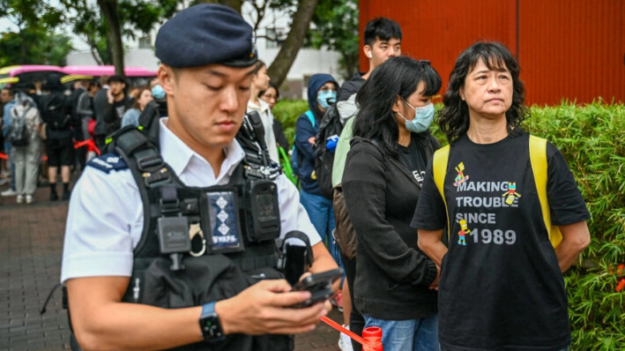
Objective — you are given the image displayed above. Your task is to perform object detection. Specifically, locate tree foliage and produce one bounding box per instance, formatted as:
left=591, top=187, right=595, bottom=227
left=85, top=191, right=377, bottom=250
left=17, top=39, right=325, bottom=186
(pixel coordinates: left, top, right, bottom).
left=0, top=0, right=72, bottom=66
left=0, top=30, right=73, bottom=67
left=310, top=0, right=359, bottom=79
left=59, top=0, right=182, bottom=73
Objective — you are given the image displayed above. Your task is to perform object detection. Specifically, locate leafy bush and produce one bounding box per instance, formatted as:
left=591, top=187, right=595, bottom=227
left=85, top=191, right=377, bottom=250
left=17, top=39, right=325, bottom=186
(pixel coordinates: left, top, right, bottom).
left=524, top=102, right=625, bottom=350
left=276, top=100, right=625, bottom=350
left=273, top=99, right=310, bottom=146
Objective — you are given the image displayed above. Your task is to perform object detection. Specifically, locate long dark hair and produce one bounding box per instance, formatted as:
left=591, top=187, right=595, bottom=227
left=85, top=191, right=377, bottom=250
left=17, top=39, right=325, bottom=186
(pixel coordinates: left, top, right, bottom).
left=438, top=42, right=529, bottom=144
left=258, top=81, right=279, bottom=99
left=353, top=56, right=441, bottom=157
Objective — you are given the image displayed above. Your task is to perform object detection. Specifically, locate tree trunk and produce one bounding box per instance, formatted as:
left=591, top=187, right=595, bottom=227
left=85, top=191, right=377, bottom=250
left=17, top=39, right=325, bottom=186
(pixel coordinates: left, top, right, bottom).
left=267, top=0, right=319, bottom=87
left=104, top=35, right=113, bottom=65
left=18, top=21, right=28, bottom=64
left=344, top=53, right=359, bottom=80
left=196, top=0, right=243, bottom=14
left=87, top=35, right=104, bottom=65
left=98, top=0, right=124, bottom=76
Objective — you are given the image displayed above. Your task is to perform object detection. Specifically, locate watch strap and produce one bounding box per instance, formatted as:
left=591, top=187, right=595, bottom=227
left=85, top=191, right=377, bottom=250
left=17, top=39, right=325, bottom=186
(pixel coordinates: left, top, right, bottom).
left=199, top=302, right=225, bottom=342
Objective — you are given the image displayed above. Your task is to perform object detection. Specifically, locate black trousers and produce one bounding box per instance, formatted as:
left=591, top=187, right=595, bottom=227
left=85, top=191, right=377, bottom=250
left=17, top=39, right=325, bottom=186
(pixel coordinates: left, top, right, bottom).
left=340, top=252, right=364, bottom=351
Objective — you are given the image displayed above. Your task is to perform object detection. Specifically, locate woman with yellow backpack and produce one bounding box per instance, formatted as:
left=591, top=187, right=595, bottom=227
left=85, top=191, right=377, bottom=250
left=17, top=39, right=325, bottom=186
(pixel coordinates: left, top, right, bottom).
left=413, top=42, right=591, bottom=351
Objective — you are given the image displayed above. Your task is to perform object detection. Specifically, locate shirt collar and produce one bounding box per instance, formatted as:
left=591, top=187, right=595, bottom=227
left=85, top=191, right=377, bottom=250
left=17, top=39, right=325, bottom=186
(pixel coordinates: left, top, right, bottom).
left=158, top=118, right=245, bottom=182
left=247, top=99, right=269, bottom=113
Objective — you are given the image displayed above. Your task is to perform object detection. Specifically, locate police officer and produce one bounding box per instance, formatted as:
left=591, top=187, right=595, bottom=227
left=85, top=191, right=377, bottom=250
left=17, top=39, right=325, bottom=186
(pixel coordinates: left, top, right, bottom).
left=60, top=4, right=337, bottom=350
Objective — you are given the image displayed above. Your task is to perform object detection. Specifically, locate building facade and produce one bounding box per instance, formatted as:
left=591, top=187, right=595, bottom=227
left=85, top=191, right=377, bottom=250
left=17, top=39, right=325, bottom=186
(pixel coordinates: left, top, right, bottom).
left=359, top=0, right=625, bottom=105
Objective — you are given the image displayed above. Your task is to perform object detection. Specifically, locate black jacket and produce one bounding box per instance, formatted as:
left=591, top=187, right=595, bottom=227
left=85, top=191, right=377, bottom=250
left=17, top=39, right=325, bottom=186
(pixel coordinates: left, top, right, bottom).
left=342, top=135, right=440, bottom=320
left=93, top=88, right=109, bottom=136
left=338, top=72, right=365, bottom=102
left=103, top=95, right=133, bottom=134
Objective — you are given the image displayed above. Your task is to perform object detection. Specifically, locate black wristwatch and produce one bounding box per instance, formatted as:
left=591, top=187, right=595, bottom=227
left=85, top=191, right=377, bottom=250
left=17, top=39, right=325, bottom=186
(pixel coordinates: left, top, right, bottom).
left=199, top=302, right=225, bottom=342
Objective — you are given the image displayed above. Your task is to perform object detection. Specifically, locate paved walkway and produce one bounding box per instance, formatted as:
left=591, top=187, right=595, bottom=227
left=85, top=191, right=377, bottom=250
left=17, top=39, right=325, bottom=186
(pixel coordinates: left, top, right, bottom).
left=0, top=184, right=342, bottom=351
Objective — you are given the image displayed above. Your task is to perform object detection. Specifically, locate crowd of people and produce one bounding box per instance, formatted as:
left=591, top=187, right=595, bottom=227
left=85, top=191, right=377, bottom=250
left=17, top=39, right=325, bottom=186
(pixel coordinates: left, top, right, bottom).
left=0, top=74, right=162, bottom=204
left=3, top=4, right=591, bottom=351
left=287, top=17, right=590, bottom=351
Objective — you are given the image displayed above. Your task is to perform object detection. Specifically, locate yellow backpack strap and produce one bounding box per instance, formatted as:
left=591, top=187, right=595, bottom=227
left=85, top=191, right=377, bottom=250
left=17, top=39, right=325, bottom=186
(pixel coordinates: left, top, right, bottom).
left=529, top=135, right=562, bottom=248
left=433, top=145, right=451, bottom=242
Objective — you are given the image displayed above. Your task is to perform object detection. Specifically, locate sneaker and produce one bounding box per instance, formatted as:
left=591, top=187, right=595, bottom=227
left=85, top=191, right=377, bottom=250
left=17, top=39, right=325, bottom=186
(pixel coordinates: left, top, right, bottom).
left=61, top=191, right=71, bottom=201
left=0, top=178, right=8, bottom=186
left=330, top=291, right=344, bottom=312
left=50, top=191, right=59, bottom=201
left=1, top=188, right=17, bottom=196
left=338, top=325, right=354, bottom=351
left=16, top=194, right=24, bottom=204
left=25, top=195, right=34, bottom=204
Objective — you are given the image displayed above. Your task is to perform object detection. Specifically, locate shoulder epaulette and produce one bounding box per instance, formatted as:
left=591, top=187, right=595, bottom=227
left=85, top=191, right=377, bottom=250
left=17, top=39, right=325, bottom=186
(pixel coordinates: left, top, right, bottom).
left=87, top=153, right=129, bottom=173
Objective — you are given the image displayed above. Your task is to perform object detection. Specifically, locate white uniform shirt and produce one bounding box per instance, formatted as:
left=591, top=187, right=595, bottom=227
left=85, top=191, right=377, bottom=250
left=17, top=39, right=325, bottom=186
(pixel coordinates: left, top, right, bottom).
left=61, top=118, right=321, bottom=283
left=247, top=99, right=279, bottom=164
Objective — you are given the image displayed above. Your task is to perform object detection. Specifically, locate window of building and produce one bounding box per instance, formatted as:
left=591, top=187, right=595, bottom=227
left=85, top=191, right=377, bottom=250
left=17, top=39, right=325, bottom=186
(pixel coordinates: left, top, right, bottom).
left=266, top=28, right=284, bottom=49
left=138, top=35, right=152, bottom=49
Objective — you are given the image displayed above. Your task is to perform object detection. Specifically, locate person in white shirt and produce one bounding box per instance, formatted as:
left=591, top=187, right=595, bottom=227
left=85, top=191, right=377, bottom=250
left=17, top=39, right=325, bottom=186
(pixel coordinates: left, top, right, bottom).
left=247, top=60, right=280, bottom=163
left=61, top=4, right=337, bottom=350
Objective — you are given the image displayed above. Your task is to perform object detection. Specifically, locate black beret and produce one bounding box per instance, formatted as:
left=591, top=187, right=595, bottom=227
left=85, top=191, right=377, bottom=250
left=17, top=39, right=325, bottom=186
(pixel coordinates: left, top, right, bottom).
left=155, top=4, right=258, bottom=68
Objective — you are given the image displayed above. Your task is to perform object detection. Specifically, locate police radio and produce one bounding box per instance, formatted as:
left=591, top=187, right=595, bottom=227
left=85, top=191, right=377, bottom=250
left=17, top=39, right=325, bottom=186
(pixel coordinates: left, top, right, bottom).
left=241, top=111, right=281, bottom=242
left=245, top=179, right=280, bottom=242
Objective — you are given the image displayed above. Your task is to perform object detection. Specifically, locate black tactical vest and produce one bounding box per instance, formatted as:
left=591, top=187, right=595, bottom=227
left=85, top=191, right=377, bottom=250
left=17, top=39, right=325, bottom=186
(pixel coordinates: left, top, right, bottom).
left=83, top=114, right=298, bottom=350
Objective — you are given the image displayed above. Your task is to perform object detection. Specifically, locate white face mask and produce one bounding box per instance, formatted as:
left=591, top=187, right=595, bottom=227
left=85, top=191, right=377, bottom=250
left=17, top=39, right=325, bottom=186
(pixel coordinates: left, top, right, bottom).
left=397, top=99, right=434, bottom=133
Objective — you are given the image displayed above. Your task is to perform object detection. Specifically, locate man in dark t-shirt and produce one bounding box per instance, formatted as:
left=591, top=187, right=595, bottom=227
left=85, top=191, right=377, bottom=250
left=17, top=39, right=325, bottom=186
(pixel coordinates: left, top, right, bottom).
left=102, top=75, right=132, bottom=135
left=412, top=132, right=590, bottom=351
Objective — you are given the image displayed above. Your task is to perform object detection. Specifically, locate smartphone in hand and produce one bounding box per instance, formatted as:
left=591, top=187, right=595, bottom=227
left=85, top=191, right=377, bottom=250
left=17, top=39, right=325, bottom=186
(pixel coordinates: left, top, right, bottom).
left=290, top=268, right=343, bottom=308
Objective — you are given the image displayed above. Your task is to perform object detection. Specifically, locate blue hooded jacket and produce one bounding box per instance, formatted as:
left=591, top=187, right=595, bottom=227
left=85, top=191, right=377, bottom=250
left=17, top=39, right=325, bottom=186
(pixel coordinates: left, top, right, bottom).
left=294, top=73, right=338, bottom=195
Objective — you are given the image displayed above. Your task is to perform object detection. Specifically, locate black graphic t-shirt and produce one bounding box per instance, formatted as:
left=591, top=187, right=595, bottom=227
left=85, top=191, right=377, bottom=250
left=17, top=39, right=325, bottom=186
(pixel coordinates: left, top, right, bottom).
left=113, top=99, right=127, bottom=120
left=397, top=137, right=427, bottom=186
left=412, top=132, right=590, bottom=351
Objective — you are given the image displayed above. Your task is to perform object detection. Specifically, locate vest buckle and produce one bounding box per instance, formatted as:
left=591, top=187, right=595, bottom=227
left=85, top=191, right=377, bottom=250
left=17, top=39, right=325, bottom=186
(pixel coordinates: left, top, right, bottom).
left=136, top=153, right=163, bottom=172
left=143, top=167, right=171, bottom=188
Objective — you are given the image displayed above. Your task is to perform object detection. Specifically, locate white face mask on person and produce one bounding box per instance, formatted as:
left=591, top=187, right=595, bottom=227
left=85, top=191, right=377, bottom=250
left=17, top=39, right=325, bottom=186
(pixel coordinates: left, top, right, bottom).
left=396, top=99, right=434, bottom=133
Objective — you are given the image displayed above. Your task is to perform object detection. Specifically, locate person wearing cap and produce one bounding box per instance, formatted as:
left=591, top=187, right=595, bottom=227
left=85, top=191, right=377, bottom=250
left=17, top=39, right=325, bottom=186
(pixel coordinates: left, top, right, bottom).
left=60, top=4, right=336, bottom=351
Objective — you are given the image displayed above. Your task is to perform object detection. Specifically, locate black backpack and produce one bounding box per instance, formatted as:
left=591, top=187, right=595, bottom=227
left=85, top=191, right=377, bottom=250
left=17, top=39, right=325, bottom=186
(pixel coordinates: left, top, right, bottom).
left=313, top=104, right=344, bottom=199
left=42, top=93, right=71, bottom=131
left=8, top=106, right=32, bottom=147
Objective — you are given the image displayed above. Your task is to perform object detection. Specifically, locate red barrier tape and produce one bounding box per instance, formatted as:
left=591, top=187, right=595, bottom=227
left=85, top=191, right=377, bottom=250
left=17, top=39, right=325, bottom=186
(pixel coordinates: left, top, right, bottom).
left=1, top=140, right=100, bottom=162
left=74, top=139, right=101, bottom=156
left=321, top=316, right=366, bottom=345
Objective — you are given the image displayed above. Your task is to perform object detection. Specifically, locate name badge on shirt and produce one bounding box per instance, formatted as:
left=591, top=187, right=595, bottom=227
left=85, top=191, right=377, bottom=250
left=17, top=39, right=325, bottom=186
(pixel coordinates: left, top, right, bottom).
left=201, top=190, right=245, bottom=253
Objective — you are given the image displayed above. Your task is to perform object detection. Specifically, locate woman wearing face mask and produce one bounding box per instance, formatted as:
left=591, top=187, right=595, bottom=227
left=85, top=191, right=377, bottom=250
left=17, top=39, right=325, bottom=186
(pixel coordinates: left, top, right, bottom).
left=121, top=87, right=153, bottom=128
left=294, top=74, right=340, bottom=264
left=342, top=57, right=442, bottom=351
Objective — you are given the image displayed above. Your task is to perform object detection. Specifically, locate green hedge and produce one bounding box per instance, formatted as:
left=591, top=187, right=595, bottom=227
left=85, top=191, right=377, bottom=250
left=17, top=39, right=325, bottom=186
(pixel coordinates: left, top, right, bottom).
left=272, top=99, right=310, bottom=146
left=524, top=102, right=625, bottom=350
left=274, top=99, right=625, bottom=350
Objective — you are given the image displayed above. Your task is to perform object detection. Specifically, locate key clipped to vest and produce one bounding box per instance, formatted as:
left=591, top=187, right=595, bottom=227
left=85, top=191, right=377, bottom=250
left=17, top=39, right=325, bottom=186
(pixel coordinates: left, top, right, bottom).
left=157, top=184, right=191, bottom=271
